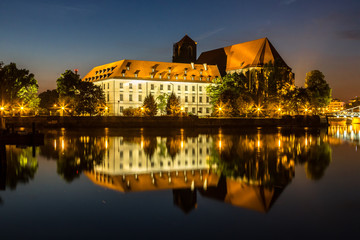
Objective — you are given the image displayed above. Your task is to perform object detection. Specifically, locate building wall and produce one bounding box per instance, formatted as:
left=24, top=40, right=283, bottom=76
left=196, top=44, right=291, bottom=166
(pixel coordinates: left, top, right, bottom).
left=94, top=78, right=213, bottom=116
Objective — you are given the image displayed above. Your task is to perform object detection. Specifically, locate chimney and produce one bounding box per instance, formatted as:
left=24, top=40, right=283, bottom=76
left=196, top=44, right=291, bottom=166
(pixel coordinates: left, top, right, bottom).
left=203, top=63, right=208, bottom=71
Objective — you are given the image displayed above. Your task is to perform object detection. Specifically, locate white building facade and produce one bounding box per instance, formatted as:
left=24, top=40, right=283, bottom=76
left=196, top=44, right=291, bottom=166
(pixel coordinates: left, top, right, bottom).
left=82, top=59, right=220, bottom=116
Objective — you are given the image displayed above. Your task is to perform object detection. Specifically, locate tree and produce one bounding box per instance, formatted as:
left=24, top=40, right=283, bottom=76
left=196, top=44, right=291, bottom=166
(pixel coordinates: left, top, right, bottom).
left=39, top=89, right=59, bottom=109
left=56, top=70, right=105, bottom=115
left=305, top=70, right=331, bottom=113
left=0, top=62, right=39, bottom=110
left=74, top=82, right=105, bottom=116
left=17, top=84, right=40, bottom=112
left=142, top=94, right=157, bottom=116
left=166, top=92, right=180, bottom=116
left=156, top=93, right=168, bottom=115
left=56, top=70, right=81, bottom=98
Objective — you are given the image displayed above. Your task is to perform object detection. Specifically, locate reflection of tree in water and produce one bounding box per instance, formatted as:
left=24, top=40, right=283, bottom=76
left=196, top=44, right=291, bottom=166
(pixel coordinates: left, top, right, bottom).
left=40, top=136, right=106, bottom=182
left=211, top=134, right=294, bottom=187
left=303, top=143, right=332, bottom=180
left=166, top=136, right=181, bottom=160
left=210, top=130, right=331, bottom=182
left=142, top=136, right=157, bottom=160
left=4, top=147, right=38, bottom=190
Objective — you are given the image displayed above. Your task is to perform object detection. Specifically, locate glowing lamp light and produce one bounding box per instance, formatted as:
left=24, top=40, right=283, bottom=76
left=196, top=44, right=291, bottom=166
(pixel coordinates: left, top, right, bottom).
left=305, top=108, right=308, bottom=112
left=105, top=106, right=108, bottom=111
left=180, top=106, right=184, bottom=111
left=54, top=104, right=57, bottom=107
left=278, top=108, right=281, bottom=111
left=61, top=107, right=65, bottom=110
left=20, top=106, right=24, bottom=110
left=219, top=107, right=222, bottom=111
left=0, top=107, right=4, bottom=111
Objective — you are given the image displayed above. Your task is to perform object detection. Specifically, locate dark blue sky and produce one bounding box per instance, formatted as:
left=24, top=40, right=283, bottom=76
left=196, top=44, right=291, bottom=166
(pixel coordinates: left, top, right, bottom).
left=1, top=0, right=359, bottom=101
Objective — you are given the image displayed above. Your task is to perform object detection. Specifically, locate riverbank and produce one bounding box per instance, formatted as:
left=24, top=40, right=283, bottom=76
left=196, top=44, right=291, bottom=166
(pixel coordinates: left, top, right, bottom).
left=2, top=115, right=328, bottom=129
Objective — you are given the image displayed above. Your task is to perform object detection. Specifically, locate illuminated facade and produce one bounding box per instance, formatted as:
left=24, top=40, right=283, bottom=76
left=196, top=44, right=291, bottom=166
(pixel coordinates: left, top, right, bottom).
left=328, top=98, right=345, bottom=112
left=82, top=60, right=220, bottom=116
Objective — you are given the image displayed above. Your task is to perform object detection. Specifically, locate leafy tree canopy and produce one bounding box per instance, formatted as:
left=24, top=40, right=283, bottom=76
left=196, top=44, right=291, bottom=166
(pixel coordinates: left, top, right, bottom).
left=0, top=62, right=39, bottom=107
left=142, top=93, right=157, bottom=116
left=166, top=92, right=180, bottom=116
left=305, top=70, right=331, bottom=111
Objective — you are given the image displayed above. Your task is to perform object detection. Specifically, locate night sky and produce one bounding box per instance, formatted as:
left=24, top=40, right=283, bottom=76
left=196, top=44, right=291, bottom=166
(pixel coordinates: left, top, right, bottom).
left=1, top=0, right=359, bottom=101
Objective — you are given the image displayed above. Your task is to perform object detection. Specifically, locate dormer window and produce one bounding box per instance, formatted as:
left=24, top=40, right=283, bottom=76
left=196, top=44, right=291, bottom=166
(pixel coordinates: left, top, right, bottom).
left=96, top=71, right=98, bottom=75
left=167, top=74, right=171, bottom=80
left=111, top=67, right=115, bottom=71
left=199, top=76, right=203, bottom=81
left=126, top=62, right=131, bottom=71
left=134, top=70, right=140, bottom=78
left=99, top=70, right=102, bottom=74
left=191, top=62, right=195, bottom=69
left=183, top=75, right=186, bottom=80
left=168, top=67, right=171, bottom=73
left=152, top=67, right=155, bottom=72
left=191, top=75, right=195, bottom=80
left=184, top=68, right=188, bottom=74
left=150, top=73, right=154, bottom=79
left=175, top=74, right=178, bottom=80
left=159, top=73, right=162, bottom=79
left=200, top=70, right=203, bottom=75
left=121, top=69, right=126, bottom=77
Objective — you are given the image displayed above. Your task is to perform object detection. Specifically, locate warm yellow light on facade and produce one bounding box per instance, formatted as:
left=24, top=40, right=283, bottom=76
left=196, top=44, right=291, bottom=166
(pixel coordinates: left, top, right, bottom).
left=180, top=106, right=184, bottom=111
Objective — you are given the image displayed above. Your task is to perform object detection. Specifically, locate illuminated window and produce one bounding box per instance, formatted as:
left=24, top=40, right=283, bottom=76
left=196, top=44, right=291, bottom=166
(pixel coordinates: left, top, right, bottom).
left=183, top=75, right=186, bottom=80
left=184, top=68, right=187, bottom=74
left=175, top=74, right=178, bottom=80
left=159, top=74, right=162, bottom=79
left=168, top=67, right=171, bottom=73
left=129, top=94, right=132, bottom=101
left=191, top=75, right=195, bottom=80
left=167, top=75, right=171, bottom=80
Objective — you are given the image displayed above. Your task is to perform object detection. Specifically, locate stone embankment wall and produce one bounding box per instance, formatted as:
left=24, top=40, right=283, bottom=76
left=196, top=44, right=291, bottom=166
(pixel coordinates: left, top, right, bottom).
left=3, top=115, right=328, bottom=129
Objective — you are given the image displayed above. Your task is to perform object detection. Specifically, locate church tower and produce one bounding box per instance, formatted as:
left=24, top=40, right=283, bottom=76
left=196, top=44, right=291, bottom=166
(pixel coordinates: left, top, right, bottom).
left=172, top=35, right=197, bottom=63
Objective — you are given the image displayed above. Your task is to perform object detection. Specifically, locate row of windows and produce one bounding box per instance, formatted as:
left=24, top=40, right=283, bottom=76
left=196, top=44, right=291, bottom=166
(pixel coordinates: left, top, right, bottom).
left=118, top=159, right=204, bottom=169
left=117, top=147, right=210, bottom=158
left=117, top=137, right=211, bottom=145
left=110, top=83, right=206, bottom=92
left=117, top=94, right=209, bottom=103
left=119, top=106, right=210, bottom=114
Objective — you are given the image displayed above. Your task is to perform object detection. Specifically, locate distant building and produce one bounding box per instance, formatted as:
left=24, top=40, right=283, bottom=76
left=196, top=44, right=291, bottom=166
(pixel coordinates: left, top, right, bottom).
left=196, top=37, right=294, bottom=98
left=347, top=96, right=360, bottom=108
left=328, top=98, right=345, bottom=112
left=82, top=59, right=219, bottom=116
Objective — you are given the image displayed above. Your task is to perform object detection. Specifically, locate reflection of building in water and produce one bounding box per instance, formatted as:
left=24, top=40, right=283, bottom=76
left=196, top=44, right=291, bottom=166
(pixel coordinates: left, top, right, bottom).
left=0, top=145, right=6, bottom=190
left=94, top=133, right=213, bottom=175
left=328, top=124, right=360, bottom=146
left=85, top=130, right=300, bottom=213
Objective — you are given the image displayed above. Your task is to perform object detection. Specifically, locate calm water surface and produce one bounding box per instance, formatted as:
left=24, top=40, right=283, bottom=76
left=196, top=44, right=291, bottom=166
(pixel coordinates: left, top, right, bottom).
left=0, top=125, right=359, bottom=239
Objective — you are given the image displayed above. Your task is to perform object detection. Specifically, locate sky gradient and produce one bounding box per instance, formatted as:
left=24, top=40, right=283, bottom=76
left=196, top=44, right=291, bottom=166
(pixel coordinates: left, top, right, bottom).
left=1, top=0, right=359, bottom=101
